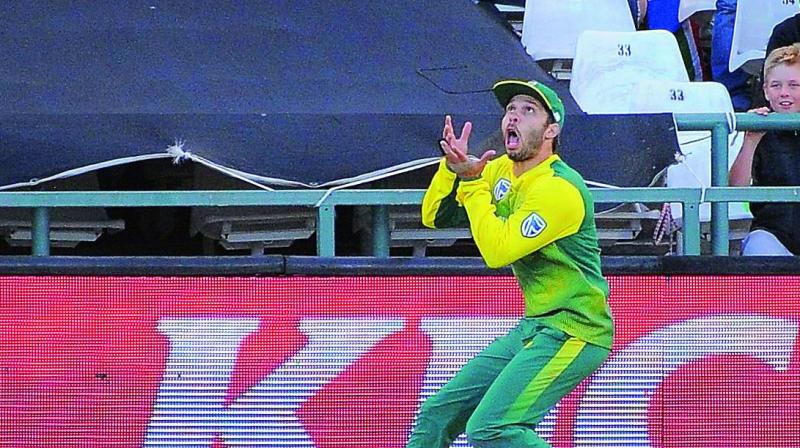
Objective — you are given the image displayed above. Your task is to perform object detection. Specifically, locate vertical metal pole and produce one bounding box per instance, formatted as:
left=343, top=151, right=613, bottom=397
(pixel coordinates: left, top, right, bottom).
left=710, top=122, right=730, bottom=255
left=371, top=205, right=390, bottom=258
left=32, top=207, right=50, bottom=256
left=682, top=200, right=701, bottom=255
left=316, top=205, right=335, bottom=257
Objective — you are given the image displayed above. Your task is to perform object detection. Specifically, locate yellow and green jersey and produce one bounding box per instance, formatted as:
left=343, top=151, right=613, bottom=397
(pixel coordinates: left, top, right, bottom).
left=422, top=154, right=613, bottom=348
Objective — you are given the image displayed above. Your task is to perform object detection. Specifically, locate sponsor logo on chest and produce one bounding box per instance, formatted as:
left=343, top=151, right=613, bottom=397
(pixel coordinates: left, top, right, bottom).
left=493, top=178, right=512, bottom=202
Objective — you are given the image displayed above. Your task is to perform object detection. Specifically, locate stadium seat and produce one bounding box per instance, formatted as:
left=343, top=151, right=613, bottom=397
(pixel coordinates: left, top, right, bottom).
left=628, top=80, right=751, bottom=248
left=729, top=0, right=800, bottom=73
left=0, top=173, right=124, bottom=249
left=521, top=0, right=635, bottom=61
left=569, top=30, right=689, bottom=251
left=189, top=169, right=316, bottom=255
left=0, top=208, right=125, bottom=248
left=678, top=0, right=716, bottom=22
left=353, top=205, right=472, bottom=257
left=594, top=202, right=659, bottom=245
left=570, top=30, right=689, bottom=113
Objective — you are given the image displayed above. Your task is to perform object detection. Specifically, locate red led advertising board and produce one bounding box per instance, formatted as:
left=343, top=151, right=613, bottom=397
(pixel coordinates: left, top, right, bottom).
left=1, top=276, right=798, bottom=447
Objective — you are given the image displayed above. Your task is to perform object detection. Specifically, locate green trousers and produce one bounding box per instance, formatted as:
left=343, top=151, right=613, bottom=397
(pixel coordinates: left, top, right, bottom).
left=406, top=318, right=610, bottom=448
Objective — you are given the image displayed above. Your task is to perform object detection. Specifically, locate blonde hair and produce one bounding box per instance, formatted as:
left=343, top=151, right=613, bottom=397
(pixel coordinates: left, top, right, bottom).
left=764, top=43, right=800, bottom=80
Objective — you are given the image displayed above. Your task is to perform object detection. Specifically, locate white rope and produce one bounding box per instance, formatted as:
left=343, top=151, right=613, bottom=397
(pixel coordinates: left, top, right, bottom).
left=211, top=157, right=442, bottom=189
left=189, top=157, right=275, bottom=191
left=585, top=180, right=621, bottom=189
left=0, top=153, right=173, bottom=191
left=162, top=140, right=275, bottom=191
left=314, top=158, right=441, bottom=208
left=673, top=147, right=708, bottom=203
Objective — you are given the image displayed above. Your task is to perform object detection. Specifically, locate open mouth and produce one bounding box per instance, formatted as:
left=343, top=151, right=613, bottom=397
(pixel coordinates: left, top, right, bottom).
left=506, top=129, right=520, bottom=149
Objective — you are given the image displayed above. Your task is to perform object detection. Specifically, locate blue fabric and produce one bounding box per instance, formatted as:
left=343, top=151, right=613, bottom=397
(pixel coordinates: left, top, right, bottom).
left=710, top=0, right=752, bottom=111
left=628, top=0, right=639, bottom=26
left=647, top=0, right=681, bottom=32
left=742, top=230, right=794, bottom=255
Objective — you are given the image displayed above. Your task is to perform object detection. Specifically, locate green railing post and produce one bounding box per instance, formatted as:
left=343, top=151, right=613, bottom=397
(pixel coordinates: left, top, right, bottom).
left=682, top=199, right=701, bottom=255
left=710, top=121, right=730, bottom=255
left=316, top=205, right=335, bottom=257
left=371, top=205, right=390, bottom=258
left=32, top=207, right=50, bottom=256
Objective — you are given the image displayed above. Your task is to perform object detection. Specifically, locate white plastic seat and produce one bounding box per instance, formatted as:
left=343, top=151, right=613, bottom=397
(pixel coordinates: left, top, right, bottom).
left=628, top=80, right=751, bottom=223
left=352, top=205, right=472, bottom=257
left=0, top=208, right=125, bottom=248
left=678, top=0, right=716, bottom=22
left=191, top=207, right=316, bottom=254
left=521, top=0, right=635, bottom=61
left=189, top=169, right=316, bottom=255
left=0, top=173, right=124, bottom=248
left=570, top=30, right=689, bottom=114
left=729, top=0, right=800, bottom=73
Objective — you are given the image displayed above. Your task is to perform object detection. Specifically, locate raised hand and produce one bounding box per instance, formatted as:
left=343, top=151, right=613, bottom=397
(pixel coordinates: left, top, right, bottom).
left=745, top=106, right=771, bottom=141
left=439, top=115, right=495, bottom=179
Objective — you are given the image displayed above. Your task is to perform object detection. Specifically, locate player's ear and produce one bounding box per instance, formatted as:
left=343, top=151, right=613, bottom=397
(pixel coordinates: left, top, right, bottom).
left=544, top=122, right=560, bottom=139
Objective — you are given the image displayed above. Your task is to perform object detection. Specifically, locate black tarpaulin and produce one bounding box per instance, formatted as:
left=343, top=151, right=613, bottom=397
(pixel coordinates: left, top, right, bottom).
left=0, top=0, right=677, bottom=190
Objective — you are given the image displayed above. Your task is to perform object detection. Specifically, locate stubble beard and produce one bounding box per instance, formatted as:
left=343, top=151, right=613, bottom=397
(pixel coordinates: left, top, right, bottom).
left=507, top=129, right=544, bottom=162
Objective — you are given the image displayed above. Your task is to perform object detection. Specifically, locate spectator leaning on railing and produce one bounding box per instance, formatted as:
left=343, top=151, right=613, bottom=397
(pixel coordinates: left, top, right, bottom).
left=729, top=43, right=800, bottom=256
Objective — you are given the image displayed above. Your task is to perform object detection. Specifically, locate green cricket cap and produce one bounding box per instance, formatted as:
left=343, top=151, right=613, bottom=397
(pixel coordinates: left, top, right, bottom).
left=492, top=79, right=565, bottom=128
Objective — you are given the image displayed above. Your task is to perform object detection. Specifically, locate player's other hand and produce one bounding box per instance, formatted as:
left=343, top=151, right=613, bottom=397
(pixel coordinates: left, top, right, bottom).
left=440, top=115, right=495, bottom=179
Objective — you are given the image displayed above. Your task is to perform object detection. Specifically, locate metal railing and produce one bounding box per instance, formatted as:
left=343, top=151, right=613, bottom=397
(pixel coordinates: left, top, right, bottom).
left=1, top=113, right=798, bottom=257
left=675, top=112, right=800, bottom=255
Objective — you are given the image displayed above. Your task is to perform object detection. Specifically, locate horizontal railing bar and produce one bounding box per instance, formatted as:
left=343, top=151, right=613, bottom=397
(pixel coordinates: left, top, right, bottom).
left=590, top=187, right=700, bottom=203
left=675, top=112, right=800, bottom=131
left=0, top=191, right=327, bottom=207
left=704, top=186, right=800, bottom=202
left=0, top=188, right=713, bottom=207
left=0, top=188, right=708, bottom=257
left=2, top=187, right=797, bottom=206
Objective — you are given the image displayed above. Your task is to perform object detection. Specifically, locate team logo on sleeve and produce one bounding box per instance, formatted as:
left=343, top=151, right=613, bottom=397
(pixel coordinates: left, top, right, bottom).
left=521, top=212, right=547, bottom=238
left=493, top=178, right=511, bottom=201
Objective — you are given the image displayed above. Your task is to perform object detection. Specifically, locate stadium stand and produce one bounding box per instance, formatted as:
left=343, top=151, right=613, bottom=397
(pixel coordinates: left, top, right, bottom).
left=570, top=30, right=690, bottom=114
left=520, top=0, right=635, bottom=80
left=353, top=205, right=472, bottom=257
left=189, top=169, right=316, bottom=255
left=0, top=2, right=782, bottom=258
left=566, top=30, right=693, bottom=253
left=0, top=173, right=124, bottom=249
left=729, top=0, right=800, bottom=74
left=628, top=80, right=751, bottom=252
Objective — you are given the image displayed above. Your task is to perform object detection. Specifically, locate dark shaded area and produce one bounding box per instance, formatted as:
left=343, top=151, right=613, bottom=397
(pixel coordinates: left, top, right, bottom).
left=1, top=0, right=675, bottom=190
left=0, top=1, right=680, bottom=256
left=0, top=0, right=579, bottom=188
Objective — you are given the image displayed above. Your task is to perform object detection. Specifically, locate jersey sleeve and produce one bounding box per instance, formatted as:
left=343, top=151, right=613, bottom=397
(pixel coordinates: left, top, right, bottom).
left=457, top=175, right=585, bottom=268
left=421, top=158, right=469, bottom=228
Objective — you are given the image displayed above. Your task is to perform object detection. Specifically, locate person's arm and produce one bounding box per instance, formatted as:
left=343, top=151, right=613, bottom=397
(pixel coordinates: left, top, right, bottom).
left=423, top=115, right=495, bottom=228
left=729, top=107, right=769, bottom=186
left=421, top=158, right=469, bottom=228
left=729, top=133, right=764, bottom=186
left=457, top=176, right=584, bottom=268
